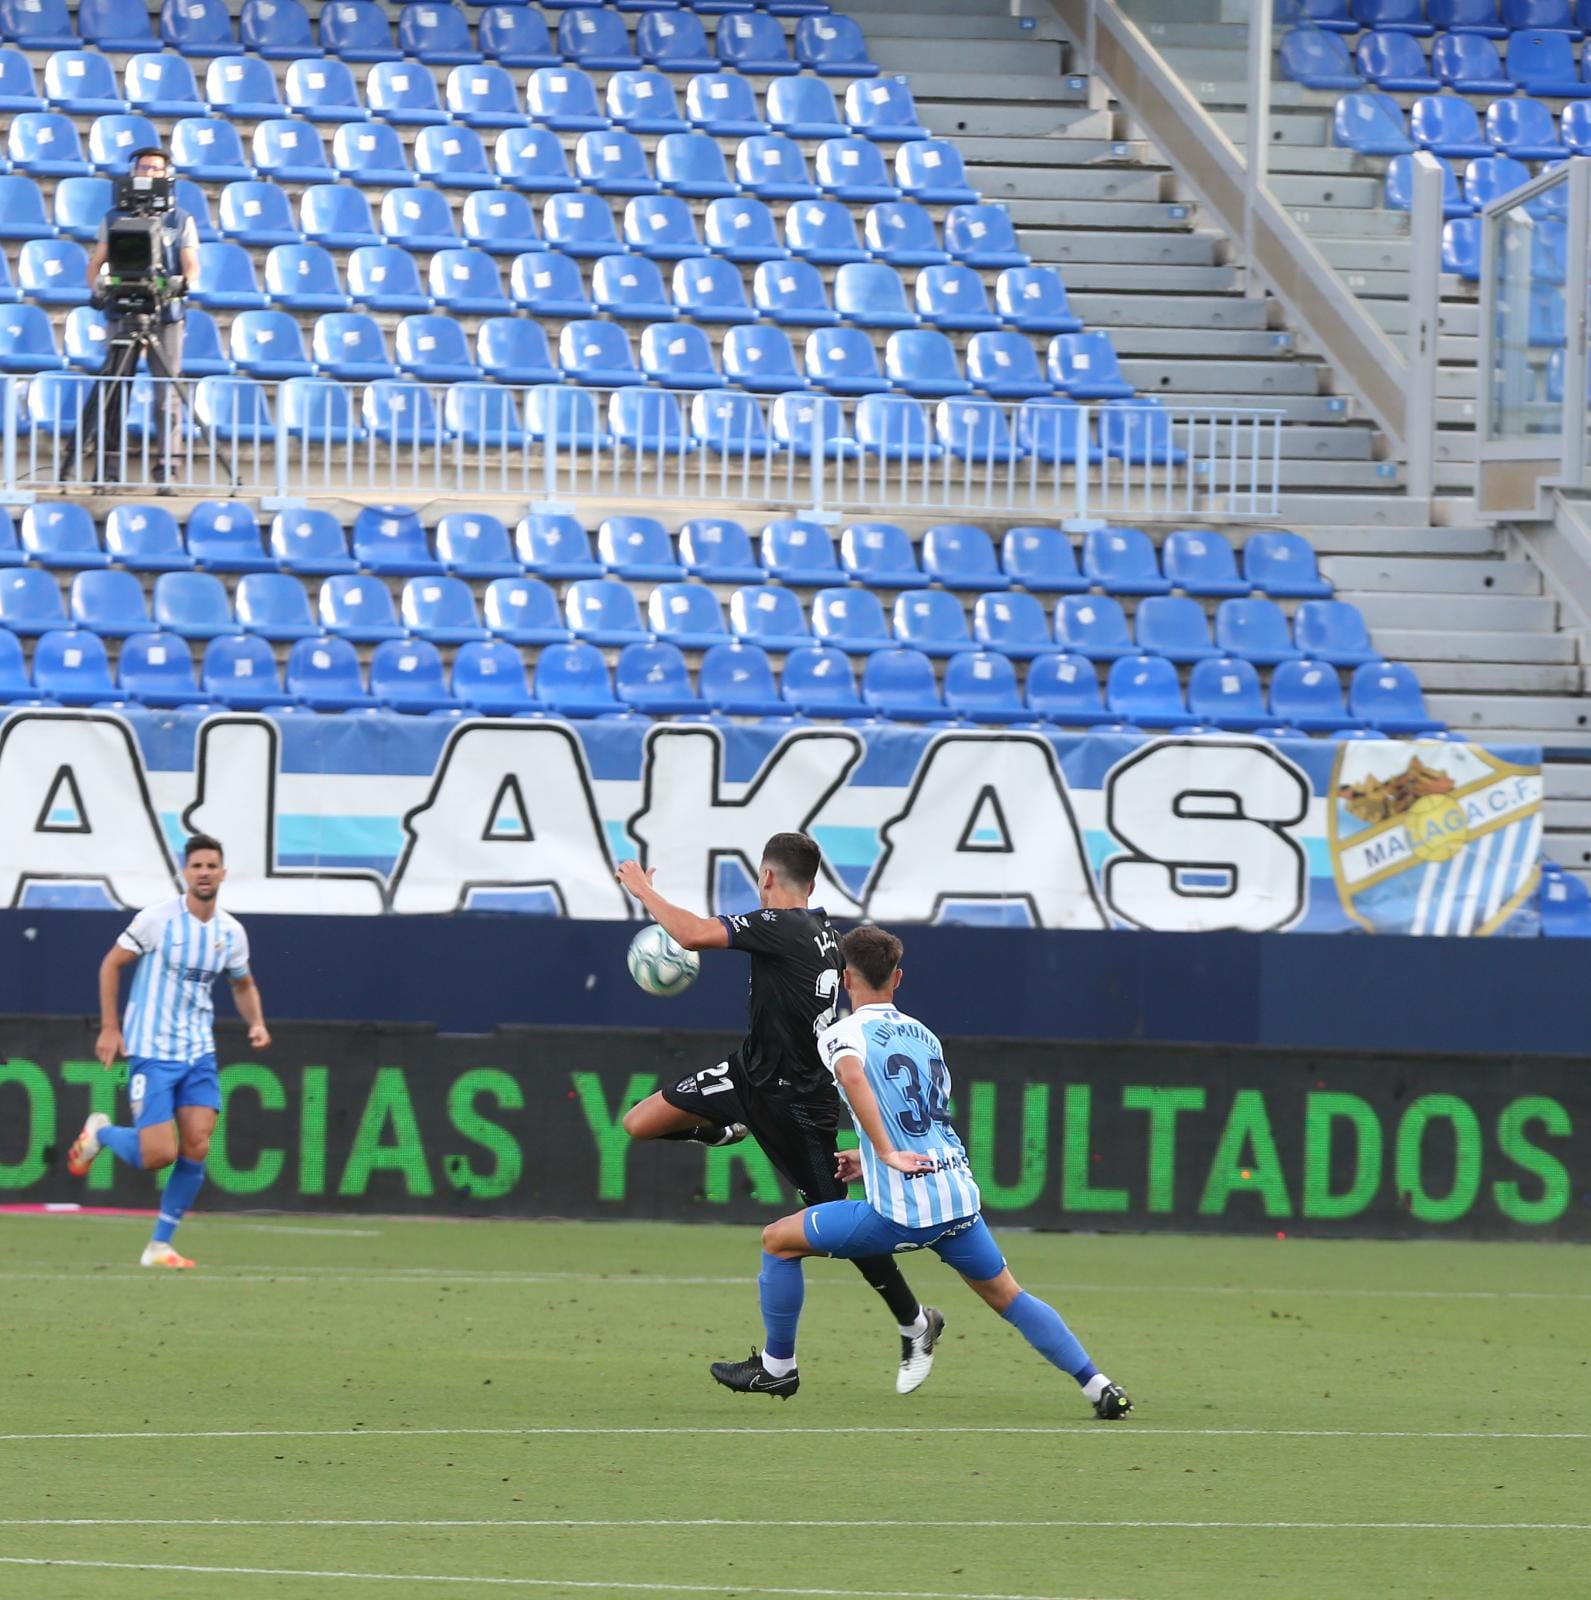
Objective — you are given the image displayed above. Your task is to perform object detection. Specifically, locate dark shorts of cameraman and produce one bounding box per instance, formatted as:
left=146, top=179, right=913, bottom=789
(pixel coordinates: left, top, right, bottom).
left=94, top=318, right=184, bottom=484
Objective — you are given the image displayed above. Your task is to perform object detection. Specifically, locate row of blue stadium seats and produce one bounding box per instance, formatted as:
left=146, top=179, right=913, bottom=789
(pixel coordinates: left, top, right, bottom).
left=1284, top=23, right=1591, bottom=94
left=0, top=569, right=1370, bottom=671
left=1538, top=860, right=1591, bottom=937
left=1335, top=87, right=1591, bottom=152
left=1293, top=0, right=1590, bottom=39
left=1382, top=150, right=1570, bottom=216
left=0, top=624, right=1442, bottom=732
left=0, top=2, right=873, bottom=76
left=0, top=55, right=913, bottom=140
left=0, top=504, right=1333, bottom=598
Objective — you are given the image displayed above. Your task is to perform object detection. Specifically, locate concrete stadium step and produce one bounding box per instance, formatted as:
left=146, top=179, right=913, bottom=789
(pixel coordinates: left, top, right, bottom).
left=848, top=9, right=1067, bottom=41
left=1375, top=629, right=1577, bottom=666
left=927, top=102, right=1110, bottom=138
left=1542, top=831, right=1591, bottom=868
left=1066, top=293, right=1270, bottom=331
left=956, top=135, right=1160, bottom=168
left=1545, top=762, right=1591, bottom=799
left=1169, top=392, right=1355, bottom=424
left=1417, top=662, right=1583, bottom=695
left=1322, top=555, right=1543, bottom=597
left=1056, top=263, right=1241, bottom=293
left=1295, top=525, right=1500, bottom=555
left=1270, top=176, right=1387, bottom=212
left=1543, top=799, right=1591, bottom=830
left=1261, top=461, right=1405, bottom=490
left=1118, top=358, right=1323, bottom=396
left=984, top=168, right=1168, bottom=204
left=1023, top=230, right=1224, bottom=267
left=1106, top=328, right=1297, bottom=360
left=869, top=37, right=1065, bottom=75
left=1351, top=593, right=1560, bottom=630
left=1429, top=695, right=1591, bottom=733
left=1014, top=200, right=1196, bottom=231
left=905, top=69, right=1088, bottom=104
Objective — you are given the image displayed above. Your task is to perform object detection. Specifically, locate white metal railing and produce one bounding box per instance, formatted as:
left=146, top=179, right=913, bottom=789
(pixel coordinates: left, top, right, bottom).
left=7, top=373, right=1283, bottom=526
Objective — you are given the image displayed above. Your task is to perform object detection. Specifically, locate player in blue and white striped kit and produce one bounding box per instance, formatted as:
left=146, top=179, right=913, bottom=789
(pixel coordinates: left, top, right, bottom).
left=66, top=834, right=270, bottom=1269
left=711, top=924, right=1132, bottom=1419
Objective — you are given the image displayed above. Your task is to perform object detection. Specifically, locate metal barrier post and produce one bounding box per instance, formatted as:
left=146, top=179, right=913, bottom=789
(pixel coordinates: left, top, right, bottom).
left=1404, top=152, right=1445, bottom=502
left=1561, top=158, right=1590, bottom=489
left=0, top=377, right=25, bottom=506
left=802, top=397, right=837, bottom=524
left=1244, top=0, right=1273, bottom=284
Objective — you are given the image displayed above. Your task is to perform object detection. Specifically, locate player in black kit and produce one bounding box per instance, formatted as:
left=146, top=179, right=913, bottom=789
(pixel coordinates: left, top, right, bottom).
left=616, top=831, right=945, bottom=1395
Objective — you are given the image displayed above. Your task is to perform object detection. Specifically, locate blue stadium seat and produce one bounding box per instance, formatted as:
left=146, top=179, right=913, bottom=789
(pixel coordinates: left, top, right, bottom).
left=0, top=48, right=42, bottom=113
left=560, top=6, right=639, bottom=69
left=765, top=77, right=844, bottom=144
left=943, top=203, right=1028, bottom=268
left=286, top=635, right=375, bottom=711
left=782, top=645, right=870, bottom=717
left=446, top=638, right=536, bottom=715
left=462, top=190, right=537, bottom=255
left=479, top=3, right=557, bottom=67
left=395, top=311, right=480, bottom=380
left=1464, top=153, right=1534, bottom=211
left=786, top=198, right=867, bottom=263
left=0, top=305, right=61, bottom=370
left=640, top=11, right=717, bottom=73
left=865, top=200, right=949, bottom=265
left=1489, top=96, right=1570, bottom=157
left=1355, top=0, right=1435, bottom=35
left=717, top=11, right=796, bottom=73
left=312, top=311, right=395, bottom=379
left=731, top=583, right=811, bottom=650
left=366, top=60, right=448, bottom=123
left=615, top=639, right=705, bottom=715
left=1099, top=397, right=1187, bottom=466
left=381, top=186, right=459, bottom=252
left=771, top=390, right=858, bottom=455
left=420, top=519, right=515, bottom=580
left=542, top=191, right=620, bottom=256
left=320, top=572, right=404, bottom=641
left=402, top=575, right=487, bottom=644
left=1334, top=89, right=1416, bottom=156
left=1215, top=596, right=1302, bottom=665
left=1357, top=29, right=1439, bottom=90
left=524, top=385, right=611, bottom=450
left=415, top=124, right=498, bottom=189
left=674, top=256, right=755, bottom=323
left=1562, top=100, right=1591, bottom=153
left=737, top=134, right=818, bottom=201
left=0, top=567, right=65, bottom=633
left=923, top=522, right=1008, bottom=590
left=125, top=52, right=206, bottom=117
left=347, top=243, right=431, bottom=311
left=34, top=627, right=117, bottom=704
left=1431, top=31, right=1515, bottom=92
left=1025, top=651, right=1109, bottom=726
left=847, top=76, right=927, bottom=141
left=400, top=1, right=481, bottom=65
left=153, top=571, right=239, bottom=639
left=754, top=258, right=837, bottom=326
left=1431, top=0, right=1508, bottom=33
left=104, top=504, right=192, bottom=572
left=658, top=524, right=754, bottom=594
left=428, top=249, right=508, bottom=316
left=191, top=243, right=271, bottom=311
left=892, top=589, right=973, bottom=656
left=88, top=115, right=159, bottom=175
left=443, top=382, right=524, bottom=448
left=1442, top=214, right=1481, bottom=279
left=895, top=139, right=977, bottom=205
left=557, top=319, right=639, bottom=386
left=1160, top=528, right=1251, bottom=597
left=534, top=641, right=626, bottom=718
left=1049, top=331, right=1135, bottom=399
left=236, top=572, right=319, bottom=639
left=270, top=506, right=355, bottom=574
left=564, top=576, right=650, bottom=647
left=1410, top=93, right=1490, bottom=157
left=971, top=590, right=1051, bottom=658
left=626, top=193, right=707, bottom=258
left=241, top=0, right=316, bottom=59
left=811, top=585, right=892, bottom=652
left=349, top=503, right=437, bottom=577
left=703, top=195, right=786, bottom=263
left=172, top=116, right=254, bottom=181
left=593, top=515, right=680, bottom=580
left=1505, top=0, right=1581, bottom=31
left=796, top=15, right=878, bottom=75
left=230, top=309, right=314, bottom=379
left=186, top=501, right=268, bottom=573
left=1269, top=657, right=1357, bottom=732
left=1384, top=151, right=1472, bottom=216
left=686, top=69, right=766, bottom=136
left=1278, top=26, right=1363, bottom=89
left=965, top=330, right=1050, bottom=399
left=0, top=176, right=50, bottom=241
left=526, top=66, right=607, bottom=130
left=760, top=516, right=837, bottom=584
left=699, top=640, right=785, bottom=717
left=648, top=581, right=728, bottom=649
left=805, top=325, right=888, bottom=394
left=1538, top=862, right=1591, bottom=937
left=1293, top=598, right=1382, bottom=666
left=918, top=264, right=1001, bottom=332
left=361, top=379, right=444, bottom=447
left=1106, top=653, right=1197, bottom=728
left=18, top=238, right=89, bottom=306
left=834, top=259, right=915, bottom=327
left=177, top=179, right=220, bottom=244
left=269, top=243, right=350, bottom=312
left=943, top=650, right=1026, bottom=724
left=219, top=181, right=302, bottom=247
left=160, top=0, right=235, bottom=57
left=285, top=57, right=366, bottom=122
left=856, top=646, right=940, bottom=722
left=936, top=402, right=1030, bottom=468
left=577, top=128, right=660, bottom=194
left=483, top=575, right=570, bottom=644
left=0, top=0, right=75, bottom=48
left=81, top=0, right=157, bottom=51
left=1054, top=593, right=1133, bottom=660
left=475, top=316, right=555, bottom=385
left=203, top=633, right=292, bottom=707
left=45, top=51, right=127, bottom=115
left=496, top=125, right=578, bottom=191
left=277, top=376, right=359, bottom=444
left=1082, top=526, right=1171, bottom=596
left=515, top=512, right=600, bottom=579
left=642, top=323, right=723, bottom=389
left=10, top=111, right=90, bottom=177
left=1243, top=530, right=1332, bottom=597
left=255, top=117, right=334, bottom=183
left=1133, top=594, right=1219, bottom=663
left=817, top=135, right=899, bottom=202
left=319, top=0, right=399, bottom=60
left=119, top=631, right=203, bottom=707
left=23, top=505, right=108, bottom=569
left=856, top=392, right=938, bottom=459
left=71, top=568, right=156, bottom=635
left=690, top=389, right=771, bottom=454
left=1000, top=526, right=1087, bottom=593
left=445, top=63, right=522, bottom=128
left=655, top=132, right=733, bottom=198
left=609, top=69, right=687, bottom=135
left=1187, top=656, right=1274, bottom=731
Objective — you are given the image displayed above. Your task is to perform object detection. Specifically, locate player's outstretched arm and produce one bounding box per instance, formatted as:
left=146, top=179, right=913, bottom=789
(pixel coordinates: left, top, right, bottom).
left=231, top=975, right=271, bottom=1052
left=834, top=1054, right=936, bottom=1174
left=95, top=945, right=137, bottom=1068
left=614, top=860, right=730, bottom=951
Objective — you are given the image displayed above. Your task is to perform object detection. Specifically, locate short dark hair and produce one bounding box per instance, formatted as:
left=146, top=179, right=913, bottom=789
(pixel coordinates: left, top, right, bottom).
left=130, top=147, right=168, bottom=168
left=842, top=925, right=903, bottom=989
left=184, top=833, right=224, bottom=863
left=761, top=831, right=821, bottom=888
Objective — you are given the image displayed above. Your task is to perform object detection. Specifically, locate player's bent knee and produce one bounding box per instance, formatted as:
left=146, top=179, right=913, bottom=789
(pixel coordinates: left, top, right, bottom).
left=141, top=1130, right=178, bottom=1168
left=180, top=1133, right=211, bottom=1162
left=965, top=1268, right=1021, bottom=1313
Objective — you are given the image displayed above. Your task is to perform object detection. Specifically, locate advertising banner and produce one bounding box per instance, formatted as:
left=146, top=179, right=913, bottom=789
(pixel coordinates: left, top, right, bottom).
left=3, top=1020, right=1583, bottom=1241
left=0, top=709, right=1545, bottom=935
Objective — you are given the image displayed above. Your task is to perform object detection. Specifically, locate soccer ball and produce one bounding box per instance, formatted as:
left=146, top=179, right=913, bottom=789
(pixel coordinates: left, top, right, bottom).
left=626, top=924, right=700, bottom=998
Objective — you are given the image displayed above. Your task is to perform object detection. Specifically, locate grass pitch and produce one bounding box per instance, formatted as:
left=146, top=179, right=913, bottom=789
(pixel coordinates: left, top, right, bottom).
left=0, top=1213, right=1586, bottom=1600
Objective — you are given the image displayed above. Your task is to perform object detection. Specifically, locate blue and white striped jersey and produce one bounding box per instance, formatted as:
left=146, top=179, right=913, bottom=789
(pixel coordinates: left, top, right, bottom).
left=817, top=1004, right=981, bottom=1228
left=118, top=898, right=251, bottom=1063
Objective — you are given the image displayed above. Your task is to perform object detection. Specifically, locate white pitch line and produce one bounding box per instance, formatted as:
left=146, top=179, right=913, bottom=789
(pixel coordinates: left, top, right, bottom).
left=2, top=1425, right=1588, bottom=1444
left=0, top=1558, right=1120, bottom=1600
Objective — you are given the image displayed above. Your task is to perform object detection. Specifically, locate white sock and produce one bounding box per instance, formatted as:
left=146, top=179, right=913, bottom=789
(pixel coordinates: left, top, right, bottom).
left=761, top=1352, right=797, bottom=1378
left=899, top=1311, right=929, bottom=1340
left=1082, top=1373, right=1110, bottom=1403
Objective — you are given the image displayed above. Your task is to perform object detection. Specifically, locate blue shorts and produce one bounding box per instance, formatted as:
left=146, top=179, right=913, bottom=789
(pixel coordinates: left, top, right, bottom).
left=127, top=1055, right=221, bottom=1131
left=801, top=1199, right=1006, bottom=1282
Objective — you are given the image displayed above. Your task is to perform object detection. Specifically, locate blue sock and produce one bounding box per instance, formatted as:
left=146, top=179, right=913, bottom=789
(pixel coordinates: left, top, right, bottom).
left=758, top=1251, right=804, bottom=1361
left=1001, top=1290, right=1099, bottom=1387
left=152, top=1158, right=206, bottom=1246
left=97, top=1125, right=144, bottom=1169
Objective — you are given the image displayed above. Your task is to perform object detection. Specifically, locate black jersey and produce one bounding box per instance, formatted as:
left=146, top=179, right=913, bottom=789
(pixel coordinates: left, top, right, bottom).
left=716, top=905, right=844, bottom=1097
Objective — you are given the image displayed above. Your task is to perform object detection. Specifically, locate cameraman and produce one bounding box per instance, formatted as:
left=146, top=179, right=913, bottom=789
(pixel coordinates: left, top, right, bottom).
left=85, top=148, right=199, bottom=481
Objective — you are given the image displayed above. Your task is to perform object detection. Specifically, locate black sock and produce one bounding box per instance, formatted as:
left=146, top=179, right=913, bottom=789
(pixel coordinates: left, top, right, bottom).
left=852, top=1254, right=920, bottom=1325
left=658, top=1125, right=725, bottom=1145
